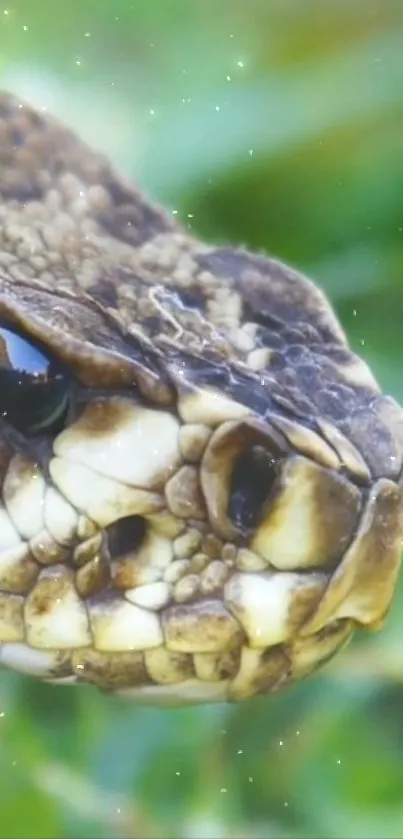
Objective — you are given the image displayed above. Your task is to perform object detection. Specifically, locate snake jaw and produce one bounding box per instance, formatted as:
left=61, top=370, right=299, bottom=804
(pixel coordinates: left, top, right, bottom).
left=0, top=91, right=402, bottom=704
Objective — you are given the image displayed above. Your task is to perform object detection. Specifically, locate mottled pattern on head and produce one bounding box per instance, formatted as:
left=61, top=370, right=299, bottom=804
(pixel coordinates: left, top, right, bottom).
left=0, top=90, right=402, bottom=704
left=2, top=91, right=403, bottom=475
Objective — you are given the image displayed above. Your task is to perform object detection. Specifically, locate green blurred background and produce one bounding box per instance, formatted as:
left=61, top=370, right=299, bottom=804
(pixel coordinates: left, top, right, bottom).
left=1, top=1, right=403, bottom=836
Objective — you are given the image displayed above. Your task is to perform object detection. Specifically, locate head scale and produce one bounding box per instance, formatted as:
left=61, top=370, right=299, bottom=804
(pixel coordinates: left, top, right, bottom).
left=0, top=90, right=401, bottom=703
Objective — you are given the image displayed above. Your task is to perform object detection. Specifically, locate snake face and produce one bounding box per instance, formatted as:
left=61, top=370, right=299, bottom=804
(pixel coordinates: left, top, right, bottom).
left=0, top=93, right=402, bottom=705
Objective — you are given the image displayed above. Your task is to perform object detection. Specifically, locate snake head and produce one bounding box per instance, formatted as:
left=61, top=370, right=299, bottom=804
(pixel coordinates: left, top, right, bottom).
left=0, top=91, right=401, bottom=704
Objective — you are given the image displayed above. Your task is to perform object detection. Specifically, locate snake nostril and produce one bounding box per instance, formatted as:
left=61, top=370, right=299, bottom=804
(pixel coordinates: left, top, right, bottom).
left=106, top=515, right=147, bottom=559
left=228, top=445, right=281, bottom=534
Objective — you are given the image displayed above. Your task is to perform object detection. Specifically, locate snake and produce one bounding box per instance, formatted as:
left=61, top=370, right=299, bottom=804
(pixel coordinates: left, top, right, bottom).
left=0, top=90, right=401, bottom=706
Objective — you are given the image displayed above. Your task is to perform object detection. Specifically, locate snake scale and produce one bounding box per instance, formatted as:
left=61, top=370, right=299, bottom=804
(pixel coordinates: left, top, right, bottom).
left=0, top=89, right=401, bottom=705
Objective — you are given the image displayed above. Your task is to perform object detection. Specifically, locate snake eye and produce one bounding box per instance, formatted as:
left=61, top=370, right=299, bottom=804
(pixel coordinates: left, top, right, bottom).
left=0, top=325, right=70, bottom=435
left=228, top=445, right=280, bottom=533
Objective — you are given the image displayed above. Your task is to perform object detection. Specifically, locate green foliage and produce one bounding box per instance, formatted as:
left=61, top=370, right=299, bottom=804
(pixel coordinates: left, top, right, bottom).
left=1, top=1, right=403, bottom=835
